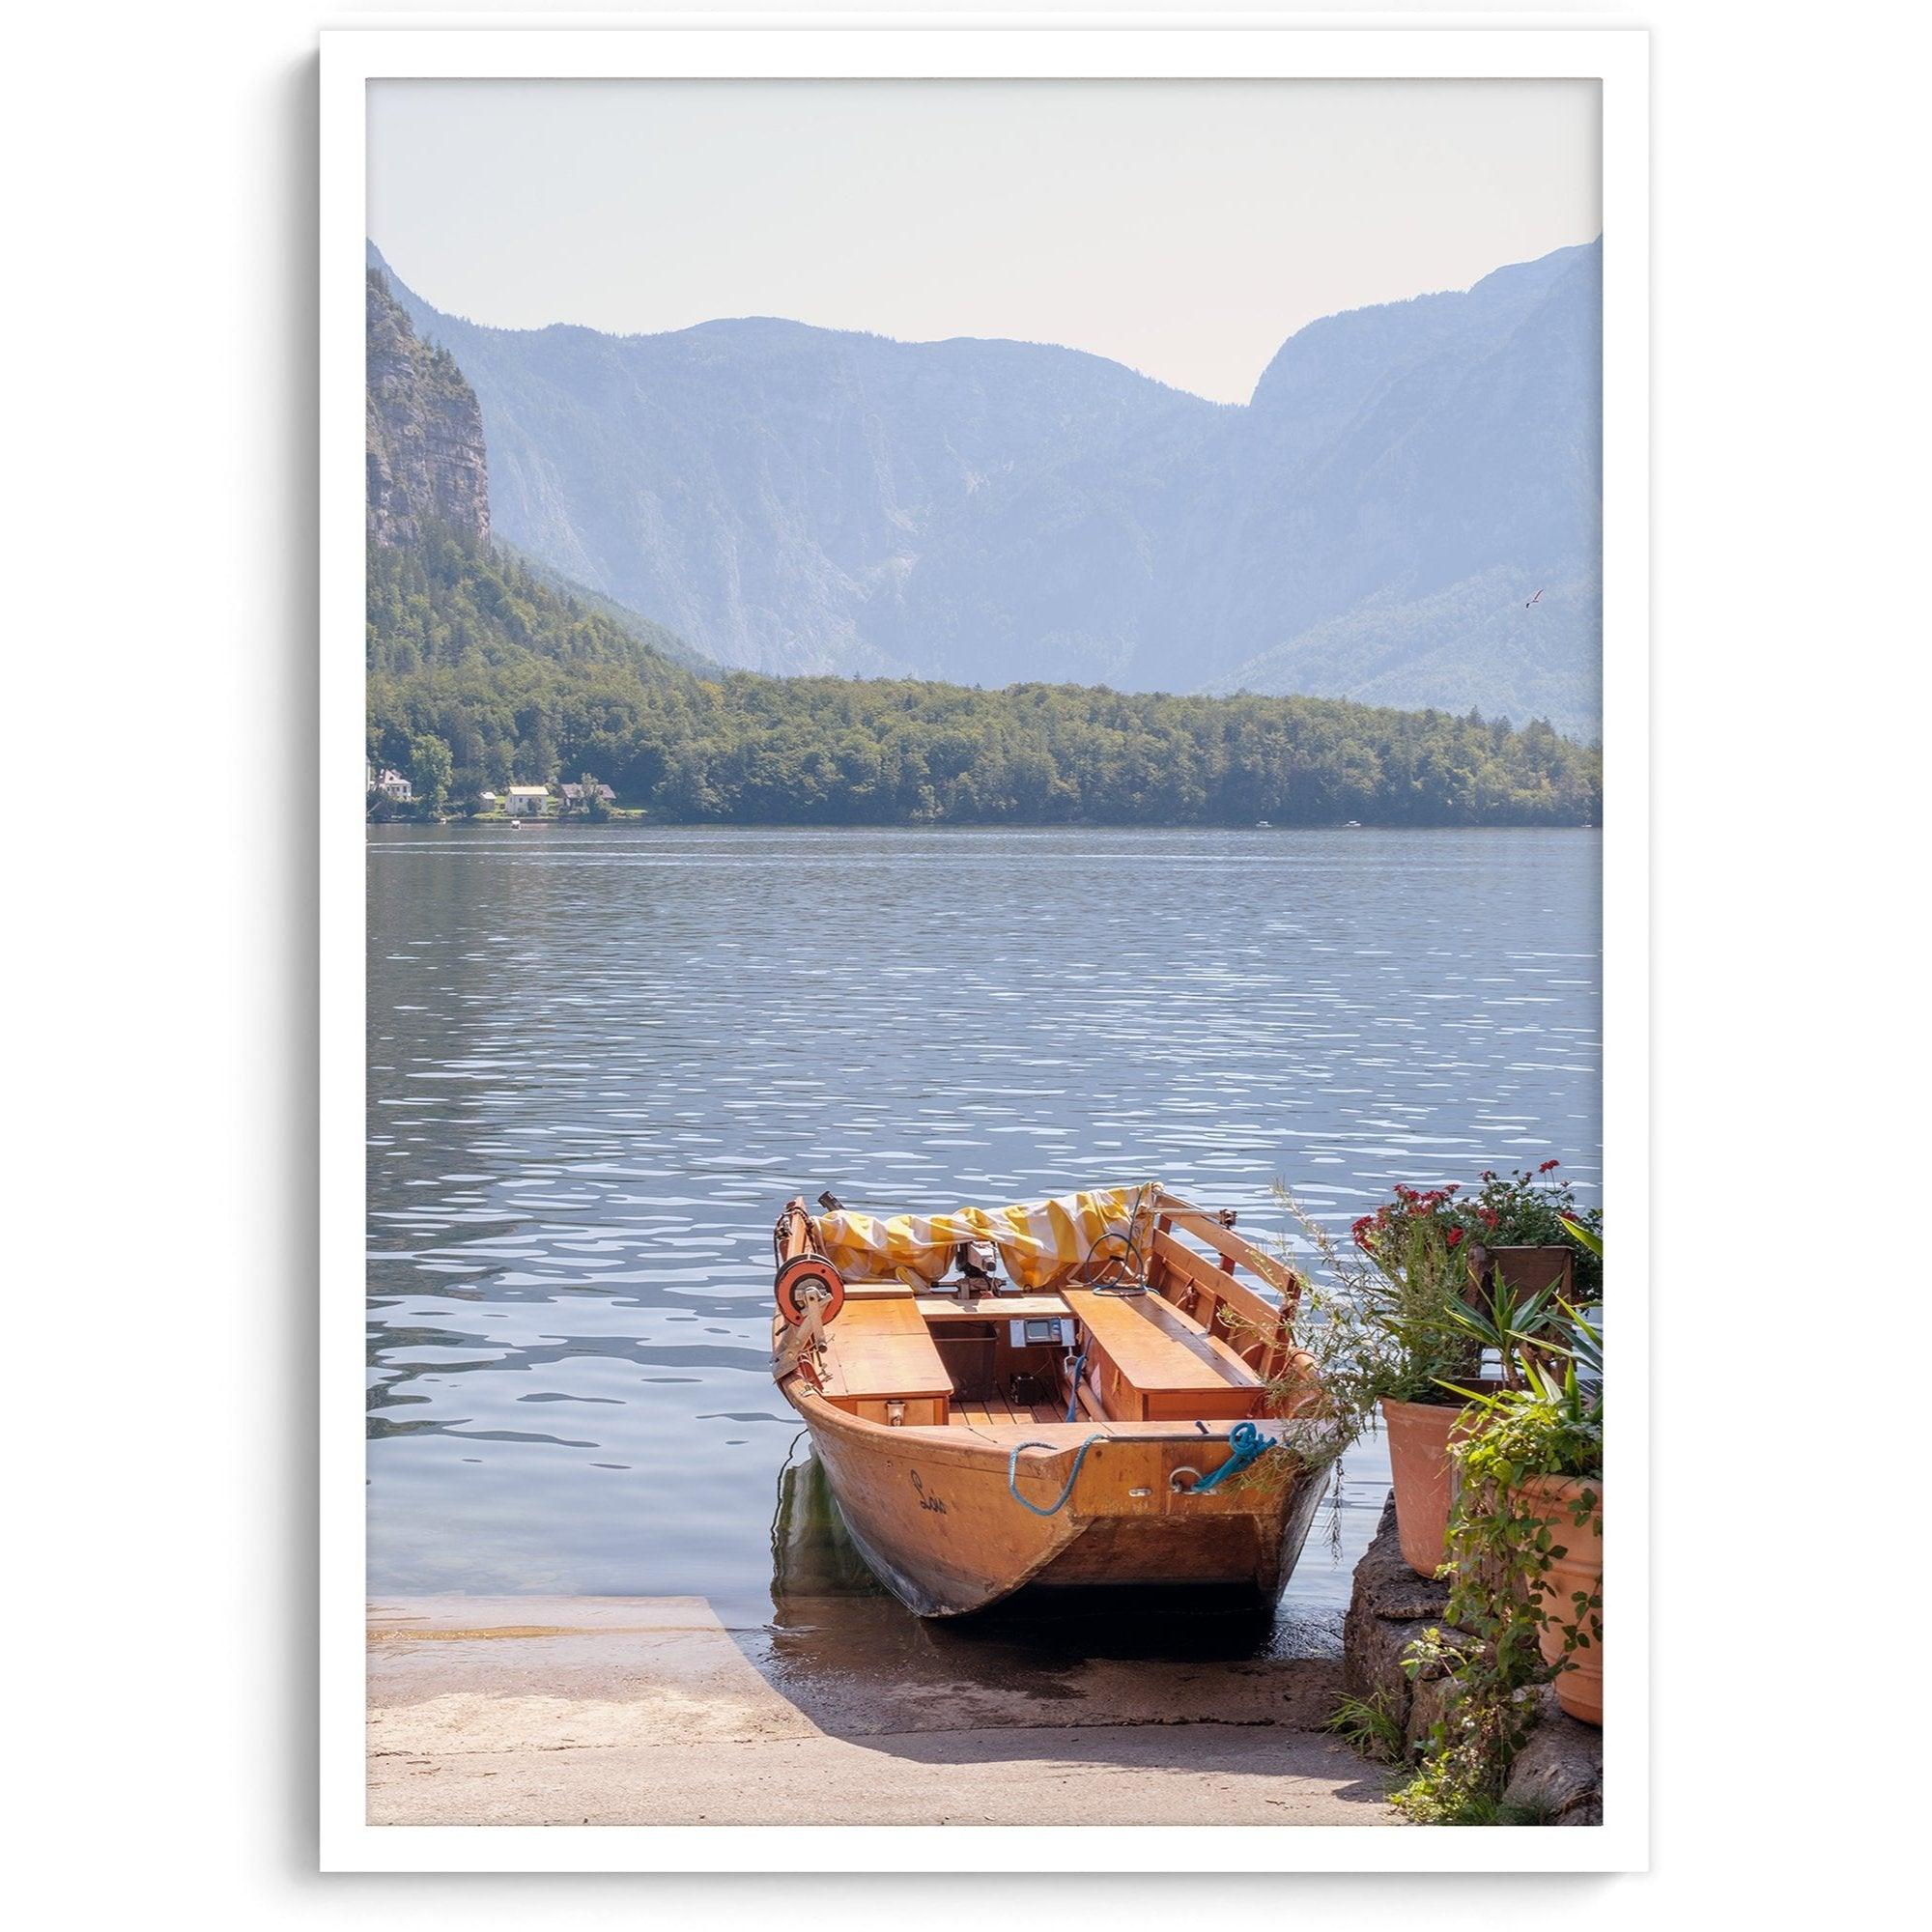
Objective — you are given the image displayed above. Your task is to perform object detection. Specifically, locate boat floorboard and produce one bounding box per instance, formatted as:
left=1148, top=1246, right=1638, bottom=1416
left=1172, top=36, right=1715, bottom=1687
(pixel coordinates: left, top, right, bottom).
left=949, top=1398, right=1074, bottom=1429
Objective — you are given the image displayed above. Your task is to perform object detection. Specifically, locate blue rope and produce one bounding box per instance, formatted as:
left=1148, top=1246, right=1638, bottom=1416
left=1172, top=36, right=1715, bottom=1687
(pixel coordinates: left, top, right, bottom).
left=1064, top=1347, right=1089, bottom=1423
left=1189, top=1420, right=1277, bottom=1493
left=1007, top=1435, right=1107, bottom=1518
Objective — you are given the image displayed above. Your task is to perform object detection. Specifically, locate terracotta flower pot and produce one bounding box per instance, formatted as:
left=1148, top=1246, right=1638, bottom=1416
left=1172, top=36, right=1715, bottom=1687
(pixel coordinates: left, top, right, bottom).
left=1468, top=1242, right=1576, bottom=1303
left=1379, top=1395, right=1484, bottom=1578
left=1514, top=1473, right=1604, bottom=1725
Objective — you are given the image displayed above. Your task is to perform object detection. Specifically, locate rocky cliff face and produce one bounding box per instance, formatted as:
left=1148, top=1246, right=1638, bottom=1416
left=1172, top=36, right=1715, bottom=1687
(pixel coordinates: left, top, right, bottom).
left=366, top=270, right=490, bottom=549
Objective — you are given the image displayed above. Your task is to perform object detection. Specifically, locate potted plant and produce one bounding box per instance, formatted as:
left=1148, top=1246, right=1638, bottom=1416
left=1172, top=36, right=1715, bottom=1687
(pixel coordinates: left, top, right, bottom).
left=1448, top=1302, right=1603, bottom=1725
left=1363, top=1189, right=1488, bottom=1577
left=1278, top=1173, right=1591, bottom=1580
left=1278, top=1183, right=1498, bottom=1577
left=1434, top=1217, right=1604, bottom=1720
left=1389, top=1278, right=1605, bottom=1823
left=1519, top=1218, right=1605, bottom=1724
left=1454, top=1161, right=1603, bottom=1308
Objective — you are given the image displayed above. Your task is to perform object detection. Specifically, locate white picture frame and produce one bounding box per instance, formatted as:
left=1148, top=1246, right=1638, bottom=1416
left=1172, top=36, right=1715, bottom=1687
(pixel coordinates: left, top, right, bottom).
left=322, top=14, right=1649, bottom=1875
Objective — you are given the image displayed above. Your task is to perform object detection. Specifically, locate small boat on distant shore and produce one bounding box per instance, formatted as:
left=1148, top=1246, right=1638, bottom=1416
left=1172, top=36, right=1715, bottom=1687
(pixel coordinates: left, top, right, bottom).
left=769, top=1183, right=1328, bottom=1616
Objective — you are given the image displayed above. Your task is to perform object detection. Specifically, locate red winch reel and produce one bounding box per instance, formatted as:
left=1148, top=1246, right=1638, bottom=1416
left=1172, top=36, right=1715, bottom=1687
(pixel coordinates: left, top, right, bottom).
left=774, top=1253, right=846, bottom=1325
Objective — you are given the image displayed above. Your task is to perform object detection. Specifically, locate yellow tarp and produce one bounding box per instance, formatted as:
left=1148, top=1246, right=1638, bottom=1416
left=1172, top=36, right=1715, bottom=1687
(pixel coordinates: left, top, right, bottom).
left=813, top=1186, right=1145, bottom=1292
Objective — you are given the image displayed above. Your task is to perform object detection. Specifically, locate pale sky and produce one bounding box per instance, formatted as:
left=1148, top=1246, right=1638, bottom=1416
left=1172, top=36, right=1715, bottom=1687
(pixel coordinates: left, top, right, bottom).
left=368, top=78, right=1599, bottom=406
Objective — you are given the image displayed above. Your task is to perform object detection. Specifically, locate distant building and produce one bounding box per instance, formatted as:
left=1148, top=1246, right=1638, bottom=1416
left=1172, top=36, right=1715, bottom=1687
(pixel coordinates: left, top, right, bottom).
left=559, top=781, right=616, bottom=812
left=477, top=789, right=498, bottom=808
left=505, top=784, right=551, bottom=816
left=373, top=768, right=412, bottom=803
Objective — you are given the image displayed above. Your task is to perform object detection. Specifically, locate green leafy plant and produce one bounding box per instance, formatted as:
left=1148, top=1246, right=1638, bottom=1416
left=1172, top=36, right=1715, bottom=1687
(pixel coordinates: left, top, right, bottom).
left=1432, top=1268, right=1571, bottom=1393
left=1326, top=1691, right=1406, bottom=1767
left=1270, top=1167, right=1602, bottom=1422
left=1271, top=1173, right=1583, bottom=1422
left=1268, top=1181, right=1481, bottom=1430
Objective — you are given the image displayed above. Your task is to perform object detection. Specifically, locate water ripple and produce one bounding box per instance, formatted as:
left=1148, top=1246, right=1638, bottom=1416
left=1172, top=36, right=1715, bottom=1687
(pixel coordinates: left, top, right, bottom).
left=368, top=825, right=1601, bottom=1627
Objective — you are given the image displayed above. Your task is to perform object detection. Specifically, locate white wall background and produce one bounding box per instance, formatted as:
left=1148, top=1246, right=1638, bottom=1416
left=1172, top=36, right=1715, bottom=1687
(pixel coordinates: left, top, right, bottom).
left=9, top=1, right=1919, bottom=1922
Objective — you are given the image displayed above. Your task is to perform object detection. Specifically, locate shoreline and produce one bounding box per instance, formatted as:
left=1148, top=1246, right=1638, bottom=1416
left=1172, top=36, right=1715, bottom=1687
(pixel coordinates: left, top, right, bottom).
left=367, top=815, right=1602, bottom=833
left=368, top=1594, right=1399, bottom=1828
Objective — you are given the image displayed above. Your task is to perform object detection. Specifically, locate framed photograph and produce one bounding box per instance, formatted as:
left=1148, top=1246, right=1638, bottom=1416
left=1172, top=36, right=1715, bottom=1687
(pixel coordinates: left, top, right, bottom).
left=322, top=16, right=1647, bottom=1874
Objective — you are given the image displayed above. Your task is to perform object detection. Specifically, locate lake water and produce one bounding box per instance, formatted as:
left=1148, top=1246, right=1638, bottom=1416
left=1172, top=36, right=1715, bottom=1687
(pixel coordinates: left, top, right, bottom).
left=367, top=825, right=1600, bottom=1653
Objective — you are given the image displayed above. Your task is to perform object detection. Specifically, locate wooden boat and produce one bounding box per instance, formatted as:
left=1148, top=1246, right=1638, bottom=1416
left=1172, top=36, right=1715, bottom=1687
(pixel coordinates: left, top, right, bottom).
left=769, top=1184, right=1328, bottom=1616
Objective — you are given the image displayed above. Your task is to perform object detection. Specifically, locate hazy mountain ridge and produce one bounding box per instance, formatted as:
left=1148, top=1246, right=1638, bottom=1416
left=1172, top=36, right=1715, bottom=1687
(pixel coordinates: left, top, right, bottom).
left=1191, top=244, right=1603, bottom=721
left=371, top=240, right=1601, bottom=736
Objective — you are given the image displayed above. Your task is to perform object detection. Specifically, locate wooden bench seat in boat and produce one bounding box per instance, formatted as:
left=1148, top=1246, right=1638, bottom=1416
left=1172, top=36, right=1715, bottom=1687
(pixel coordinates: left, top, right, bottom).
left=818, top=1296, right=952, bottom=1426
left=1061, top=1286, right=1263, bottom=1423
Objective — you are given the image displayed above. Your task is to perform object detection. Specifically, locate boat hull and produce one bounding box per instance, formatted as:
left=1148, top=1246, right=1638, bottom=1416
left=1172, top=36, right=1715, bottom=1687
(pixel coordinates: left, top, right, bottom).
left=781, top=1377, right=1327, bottom=1617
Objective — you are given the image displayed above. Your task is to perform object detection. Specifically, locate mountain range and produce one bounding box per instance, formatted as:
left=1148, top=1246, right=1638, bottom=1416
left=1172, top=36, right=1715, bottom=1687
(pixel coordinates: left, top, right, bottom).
left=370, top=239, right=1602, bottom=739
left=363, top=270, right=1601, bottom=829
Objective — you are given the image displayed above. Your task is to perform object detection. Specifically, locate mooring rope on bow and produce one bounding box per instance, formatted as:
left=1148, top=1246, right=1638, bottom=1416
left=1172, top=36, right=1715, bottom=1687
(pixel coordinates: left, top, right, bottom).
left=1007, top=1434, right=1108, bottom=1518
left=1186, top=1420, right=1277, bottom=1493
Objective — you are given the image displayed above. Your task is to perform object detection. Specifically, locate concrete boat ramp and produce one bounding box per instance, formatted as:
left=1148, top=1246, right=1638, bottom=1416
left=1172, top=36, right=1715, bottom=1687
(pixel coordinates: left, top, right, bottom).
left=367, top=1595, right=1400, bottom=1827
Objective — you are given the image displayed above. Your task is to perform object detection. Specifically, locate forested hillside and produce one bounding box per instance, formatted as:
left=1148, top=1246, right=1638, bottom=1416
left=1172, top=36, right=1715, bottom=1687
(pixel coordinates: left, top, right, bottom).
left=497, top=543, right=716, bottom=673
left=367, top=525, right=1600, bottom=827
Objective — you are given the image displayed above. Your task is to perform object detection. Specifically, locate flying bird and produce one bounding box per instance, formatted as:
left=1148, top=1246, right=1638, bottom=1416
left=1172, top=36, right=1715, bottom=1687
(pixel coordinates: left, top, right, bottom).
left=1524, top=588, right=1545, bottom=608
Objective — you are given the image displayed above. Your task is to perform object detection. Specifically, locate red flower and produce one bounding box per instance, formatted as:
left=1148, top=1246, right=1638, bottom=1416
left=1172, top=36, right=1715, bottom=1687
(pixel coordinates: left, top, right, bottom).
left=1445, top=1227, right=1463, bottom=1248
left=1539, top=1158, right=1561, bottom=1173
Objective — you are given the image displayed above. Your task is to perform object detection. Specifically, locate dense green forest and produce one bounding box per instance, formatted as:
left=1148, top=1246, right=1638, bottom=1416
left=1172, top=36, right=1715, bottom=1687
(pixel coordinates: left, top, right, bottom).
left=367, top=528, right=1602, bottom=827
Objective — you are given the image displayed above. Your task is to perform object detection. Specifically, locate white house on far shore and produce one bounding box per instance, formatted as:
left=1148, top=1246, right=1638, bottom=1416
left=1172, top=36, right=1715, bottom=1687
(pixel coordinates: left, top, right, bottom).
left=505, top=784, right=551, bottom=816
